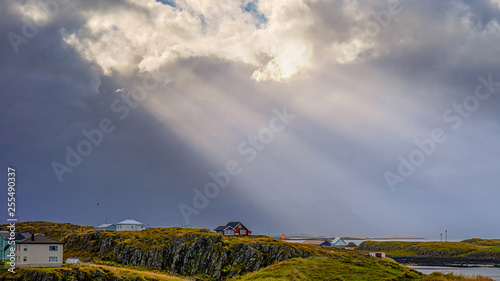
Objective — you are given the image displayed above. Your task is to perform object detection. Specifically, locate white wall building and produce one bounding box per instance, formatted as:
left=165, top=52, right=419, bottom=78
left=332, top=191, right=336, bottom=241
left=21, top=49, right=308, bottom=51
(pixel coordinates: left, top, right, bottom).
left=15, top=234, right=64, bottom=267
left=115, top=219, right=146, bottom=231
left=331, top=237, right=347, bottom=248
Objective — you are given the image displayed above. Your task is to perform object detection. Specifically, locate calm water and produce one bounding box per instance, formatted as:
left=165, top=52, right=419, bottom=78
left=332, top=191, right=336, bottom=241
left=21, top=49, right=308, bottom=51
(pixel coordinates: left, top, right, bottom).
left=410, top=266, right=500, bottom=281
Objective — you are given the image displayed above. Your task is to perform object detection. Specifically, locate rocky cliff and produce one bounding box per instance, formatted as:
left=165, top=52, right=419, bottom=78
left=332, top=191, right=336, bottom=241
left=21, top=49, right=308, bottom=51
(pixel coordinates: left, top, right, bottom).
left=61, top=229, right=334, bottom=280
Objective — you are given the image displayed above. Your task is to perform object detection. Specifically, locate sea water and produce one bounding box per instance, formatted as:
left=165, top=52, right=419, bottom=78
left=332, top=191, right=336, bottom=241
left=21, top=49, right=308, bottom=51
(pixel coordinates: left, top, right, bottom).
left=410, top=265, right=500, bottom=281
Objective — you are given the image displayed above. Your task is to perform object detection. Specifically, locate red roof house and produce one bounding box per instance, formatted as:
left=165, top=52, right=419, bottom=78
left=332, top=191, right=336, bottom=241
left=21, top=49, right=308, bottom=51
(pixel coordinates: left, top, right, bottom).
left=214, top=221, right=251, bottom=236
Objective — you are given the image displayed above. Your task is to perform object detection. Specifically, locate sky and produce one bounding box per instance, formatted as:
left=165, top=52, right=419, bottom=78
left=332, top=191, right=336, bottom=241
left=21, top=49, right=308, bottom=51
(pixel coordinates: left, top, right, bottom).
left=1, top=0, right=500, bottom=238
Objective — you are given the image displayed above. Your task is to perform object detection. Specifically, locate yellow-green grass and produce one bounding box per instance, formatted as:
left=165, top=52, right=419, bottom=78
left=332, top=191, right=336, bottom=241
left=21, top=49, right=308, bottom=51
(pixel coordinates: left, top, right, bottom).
left=462, top=239, right=500, bottom=247
left=4, top=222, right=344, bottom=272
left=0, top=221, right=93, bottom=239
left=229, top=256, right=422, bottom=281
left=229, top=256, right=494, bottom=281
left=0, top=264, right=187, bottom=280
left=1, top=222, right=342, bottom=256
left=61, top=225, right=342, bottom=260
left=358, top=241, right=500, bottom=258
left=422, top=272, right=494, bottom=281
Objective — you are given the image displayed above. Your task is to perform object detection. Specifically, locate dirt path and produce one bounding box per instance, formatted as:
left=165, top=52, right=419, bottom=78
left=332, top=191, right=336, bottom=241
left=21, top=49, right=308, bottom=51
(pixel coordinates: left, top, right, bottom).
left=81, top=263, right=188, bottom=280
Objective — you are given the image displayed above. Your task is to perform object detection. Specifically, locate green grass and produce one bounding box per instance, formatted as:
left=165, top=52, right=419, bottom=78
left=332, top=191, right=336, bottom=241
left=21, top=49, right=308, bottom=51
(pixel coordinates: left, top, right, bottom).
left=229, top=256, right=494, bottom=281
left=1, top=222, right=340, bottom=258
left=462, top=239, right=500, bottom=247
left=357, top=241, right=500, bottom=258
left=0, top=264, right=187, bottom=280
left=229, top=256, right=421, bottom=281
left=60, top=224, right=342, bottom=261
left=0, top=221, right=93, bottom=239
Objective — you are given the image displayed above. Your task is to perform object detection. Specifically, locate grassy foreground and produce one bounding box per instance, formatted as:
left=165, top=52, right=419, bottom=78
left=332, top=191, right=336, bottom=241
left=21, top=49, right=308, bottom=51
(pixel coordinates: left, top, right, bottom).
left=0, top=264, right=187, bottom=280
left=229, top=256, right=420, bottom=281
left=229, top=257, right=494, bottom=281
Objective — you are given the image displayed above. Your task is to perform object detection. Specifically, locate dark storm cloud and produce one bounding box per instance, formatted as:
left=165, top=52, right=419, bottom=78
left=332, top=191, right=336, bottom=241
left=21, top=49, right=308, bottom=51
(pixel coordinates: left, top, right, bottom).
left=0, top=1, right=216, bottom=227
left=1, top=0, right=500, bottom=238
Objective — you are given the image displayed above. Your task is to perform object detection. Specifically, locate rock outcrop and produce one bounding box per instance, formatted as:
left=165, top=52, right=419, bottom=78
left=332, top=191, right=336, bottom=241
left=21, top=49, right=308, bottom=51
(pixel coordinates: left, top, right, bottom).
left=62, top=230, right=324, bottom=280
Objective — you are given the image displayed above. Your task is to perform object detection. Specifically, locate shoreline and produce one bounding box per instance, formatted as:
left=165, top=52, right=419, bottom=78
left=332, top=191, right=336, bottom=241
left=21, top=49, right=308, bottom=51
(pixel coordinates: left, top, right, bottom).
left=390, top=256, right=500, bottom=267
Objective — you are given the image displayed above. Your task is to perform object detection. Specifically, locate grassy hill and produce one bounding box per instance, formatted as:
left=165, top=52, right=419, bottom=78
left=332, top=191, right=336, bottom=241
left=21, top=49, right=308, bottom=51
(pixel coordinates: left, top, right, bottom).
left=357, top=240, right=500, bottom=259
left=3, top=221, right=93, bottom=239
left=229, top=256, right=421, bottom=280
left=0, top=264, right=187, bottom=280
left=229, top=256, right=493, bottom=281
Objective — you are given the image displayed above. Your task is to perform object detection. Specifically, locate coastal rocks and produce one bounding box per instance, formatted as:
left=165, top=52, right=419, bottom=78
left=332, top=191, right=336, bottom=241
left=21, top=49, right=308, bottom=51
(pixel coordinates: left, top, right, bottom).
left=62, top=231, right=317, bottom=280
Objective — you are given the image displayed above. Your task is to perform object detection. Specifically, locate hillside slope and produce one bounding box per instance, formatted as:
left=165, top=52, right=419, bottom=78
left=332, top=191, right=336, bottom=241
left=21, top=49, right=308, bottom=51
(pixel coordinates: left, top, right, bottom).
left=229, top=256, right=422, bottom=281
left=357, top=240, right=500, bottom=266
left=229, top=257, right=494, bottom=281
left=0, top=264, right=186, bottom=281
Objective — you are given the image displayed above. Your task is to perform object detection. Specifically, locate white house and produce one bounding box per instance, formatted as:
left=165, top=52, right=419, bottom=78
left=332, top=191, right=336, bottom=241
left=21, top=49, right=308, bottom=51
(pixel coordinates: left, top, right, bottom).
left=331, top=237, right=347, bottom=248
left=94, top=223, right=117, bottom=231
left=115, top=219, right=146, bottom=231
left=15, top=234, right=64, bottom=267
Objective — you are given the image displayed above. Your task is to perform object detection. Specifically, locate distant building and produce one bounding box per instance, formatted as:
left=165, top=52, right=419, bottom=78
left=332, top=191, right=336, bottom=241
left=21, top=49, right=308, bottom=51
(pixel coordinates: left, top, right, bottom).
left=0, top=231, right=30, bottom=260
left=301, top=240, right=332, bottom=247
left=346, top=241, right=357, bottom=248
left=368, top=252, right=386, bottom=258
left=214, top=222, right=252, bottom=236
left=15, top=234, right=64, bottom=267
left=331, top=237, right=347, bottom=248
left=94, top=224, right=117, bottom=231
left=116, top=219, right=146, bottom=231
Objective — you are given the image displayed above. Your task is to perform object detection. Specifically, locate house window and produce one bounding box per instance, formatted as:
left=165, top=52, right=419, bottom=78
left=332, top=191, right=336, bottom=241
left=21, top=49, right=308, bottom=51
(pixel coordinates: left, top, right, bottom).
left=240, top=230, right=246, bottom=234
left=224, top=230, right=234, bottom=235
left=49, top=246, right=58, bottom=251
left=23, top=245, right=27, bottom=251
left=23, top=257, right=27, bottom=262
left=49, top=257, right=58, bottom=262
left=131, top=225, right=134, bottom=229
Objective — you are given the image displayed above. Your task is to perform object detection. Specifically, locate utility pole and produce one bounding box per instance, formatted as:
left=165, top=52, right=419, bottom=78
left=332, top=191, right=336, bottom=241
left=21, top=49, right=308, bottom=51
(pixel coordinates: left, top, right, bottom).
left=445, top=230, right=447, bottom=242
left=440, top=233, right=442, bottom=242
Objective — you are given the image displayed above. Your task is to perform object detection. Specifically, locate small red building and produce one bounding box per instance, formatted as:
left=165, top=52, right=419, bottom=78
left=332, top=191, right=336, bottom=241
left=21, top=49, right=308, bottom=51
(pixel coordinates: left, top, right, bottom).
left=214, top=221, right=251, bottom=236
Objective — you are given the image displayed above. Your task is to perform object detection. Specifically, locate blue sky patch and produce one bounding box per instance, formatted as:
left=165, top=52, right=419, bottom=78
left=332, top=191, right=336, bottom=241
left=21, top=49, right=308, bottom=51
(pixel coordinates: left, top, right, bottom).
left=155, top=0, right=176, bottom=8
left=243, top=0, right=268, bottom=27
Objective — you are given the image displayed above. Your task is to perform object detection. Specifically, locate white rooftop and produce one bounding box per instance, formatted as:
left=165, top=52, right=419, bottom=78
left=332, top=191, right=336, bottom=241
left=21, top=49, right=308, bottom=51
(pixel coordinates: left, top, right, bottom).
left=117, top=219, right=143, bottom=225
left=96, top=224, right=114, bottom=228
left=332, top=237, right=345, bottom=244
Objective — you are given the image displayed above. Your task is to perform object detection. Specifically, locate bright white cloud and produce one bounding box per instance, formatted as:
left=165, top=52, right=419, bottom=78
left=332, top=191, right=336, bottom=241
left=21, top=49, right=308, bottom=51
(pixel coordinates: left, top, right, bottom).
left=63, top=0, right=315, bottom=81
